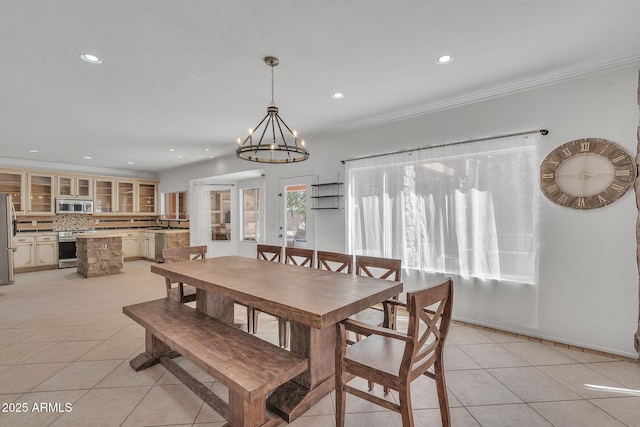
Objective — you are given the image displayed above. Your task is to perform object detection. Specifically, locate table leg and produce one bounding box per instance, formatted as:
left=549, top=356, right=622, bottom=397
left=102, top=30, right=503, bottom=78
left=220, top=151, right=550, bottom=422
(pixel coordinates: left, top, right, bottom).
left=196, top=289, right=234, bottom=323
left=267, top=321, right=336, bottom=422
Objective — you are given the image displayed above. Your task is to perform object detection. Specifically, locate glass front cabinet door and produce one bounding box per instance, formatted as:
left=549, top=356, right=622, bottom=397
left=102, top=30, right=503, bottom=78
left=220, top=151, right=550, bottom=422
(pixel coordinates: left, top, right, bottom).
left=94, top=179, right=115, bottom=214
left=137, top=182, right=157, bottom=214
left=57, top=175, right=93, bottom=198
left=0, top=170, right=25, bottom=213
left=27, top=174, right=54, bottom=214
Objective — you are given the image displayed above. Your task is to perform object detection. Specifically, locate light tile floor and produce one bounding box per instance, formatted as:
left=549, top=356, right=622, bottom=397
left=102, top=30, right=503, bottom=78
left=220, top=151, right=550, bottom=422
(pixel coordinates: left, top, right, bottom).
left=0, top=260, right=639, bottom=426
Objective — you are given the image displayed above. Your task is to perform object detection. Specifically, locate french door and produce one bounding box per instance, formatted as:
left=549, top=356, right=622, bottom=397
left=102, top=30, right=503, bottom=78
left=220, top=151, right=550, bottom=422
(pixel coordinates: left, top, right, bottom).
left=278, top=176, right=314, bottom=249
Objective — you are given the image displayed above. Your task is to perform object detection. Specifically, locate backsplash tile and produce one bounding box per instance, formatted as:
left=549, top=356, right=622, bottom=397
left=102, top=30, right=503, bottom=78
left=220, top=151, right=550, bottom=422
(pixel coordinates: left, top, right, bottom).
left=54, top=215, right=93, bottom=231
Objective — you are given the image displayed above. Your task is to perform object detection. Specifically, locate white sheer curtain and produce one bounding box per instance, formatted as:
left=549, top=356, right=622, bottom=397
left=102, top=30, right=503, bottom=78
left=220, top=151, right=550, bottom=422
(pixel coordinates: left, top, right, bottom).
left=189, top=182, right=212, bottom=247
left=346, top=133, right=539, bottom=284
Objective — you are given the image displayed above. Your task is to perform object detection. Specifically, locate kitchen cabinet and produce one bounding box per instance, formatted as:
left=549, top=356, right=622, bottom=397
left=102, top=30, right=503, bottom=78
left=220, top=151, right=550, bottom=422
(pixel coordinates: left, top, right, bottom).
left=140, top=232, right=155, bottom=260
left=122, top=232, right=140, bottom=258
left=36, top=235, right=57, bottom=266
left=0, top=170, right=25, bottom=213
left=57, top=175, right=92, bottom=198
left=94, top=179, right=115, bottom=214
left=14, top=234, right=58, bottom=269
left=27, top=174, right=55, bottom=214
left=117, top=181, right=136, bottom=214
left=137, top=182, right=157, bottom=215
left=0, top=166, right=158, bottom=217
left=13, top=236, right=35, bottom=269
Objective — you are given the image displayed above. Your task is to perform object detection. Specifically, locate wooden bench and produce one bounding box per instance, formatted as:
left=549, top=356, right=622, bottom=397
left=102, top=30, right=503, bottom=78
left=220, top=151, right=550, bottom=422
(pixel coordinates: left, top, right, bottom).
left=123, top=298, right=308, bottom=427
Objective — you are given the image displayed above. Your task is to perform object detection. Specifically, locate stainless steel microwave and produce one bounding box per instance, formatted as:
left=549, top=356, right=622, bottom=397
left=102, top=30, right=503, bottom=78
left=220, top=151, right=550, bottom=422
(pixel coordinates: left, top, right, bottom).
left=56, top=199, right=93, bottom=214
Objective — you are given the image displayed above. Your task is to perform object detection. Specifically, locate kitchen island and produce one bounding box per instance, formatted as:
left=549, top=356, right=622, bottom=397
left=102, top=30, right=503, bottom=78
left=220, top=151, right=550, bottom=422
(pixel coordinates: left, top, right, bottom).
left=75, top=233, right=123, bottom=278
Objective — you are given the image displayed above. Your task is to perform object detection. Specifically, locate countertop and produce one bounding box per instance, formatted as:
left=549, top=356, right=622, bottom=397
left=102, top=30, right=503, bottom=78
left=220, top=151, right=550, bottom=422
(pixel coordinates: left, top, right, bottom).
left=16, top=229, right=189, bottom=236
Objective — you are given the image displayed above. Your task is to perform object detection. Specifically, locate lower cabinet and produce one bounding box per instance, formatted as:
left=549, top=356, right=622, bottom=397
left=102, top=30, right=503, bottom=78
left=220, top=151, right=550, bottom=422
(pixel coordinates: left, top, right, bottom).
left=36, top=235, right=57, bottom=266
left=122, top=233, right=140, bottom=258
left=14, top=234, right=57, bottom=269
left=13, top=236, right=35, bottom=269
left=140, top=232, right=155, bottom=261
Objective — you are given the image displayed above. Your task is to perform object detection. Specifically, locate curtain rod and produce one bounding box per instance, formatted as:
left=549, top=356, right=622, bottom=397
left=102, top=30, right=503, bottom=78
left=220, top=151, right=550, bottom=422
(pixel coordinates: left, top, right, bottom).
left=340, top=129, right=549, bottom=164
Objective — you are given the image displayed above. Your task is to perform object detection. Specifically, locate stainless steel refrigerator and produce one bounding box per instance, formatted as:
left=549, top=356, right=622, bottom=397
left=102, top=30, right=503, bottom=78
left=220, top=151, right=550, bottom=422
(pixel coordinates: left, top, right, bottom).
left=0, top=194, right=15, bottom=285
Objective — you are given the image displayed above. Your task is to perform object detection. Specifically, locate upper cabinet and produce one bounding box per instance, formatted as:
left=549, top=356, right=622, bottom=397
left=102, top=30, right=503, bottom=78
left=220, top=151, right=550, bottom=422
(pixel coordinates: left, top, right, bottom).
left=0, top=170, right=25, bottom=213
left=137, top=181, right=157, bottom=215
left=117, top=180, right=136, bottom=214
left=94, top=179, right=115, bottom=214
left=1, top=167, right=158, bottom=216
left=27, top=174, right=55, bottom=214
left=57, top=175, right=92, bottom=198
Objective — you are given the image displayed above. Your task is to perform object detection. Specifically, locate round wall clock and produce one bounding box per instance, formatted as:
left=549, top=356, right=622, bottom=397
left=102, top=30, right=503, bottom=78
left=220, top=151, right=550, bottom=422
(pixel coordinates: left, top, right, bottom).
left=540, top=138, right=636, bottom=209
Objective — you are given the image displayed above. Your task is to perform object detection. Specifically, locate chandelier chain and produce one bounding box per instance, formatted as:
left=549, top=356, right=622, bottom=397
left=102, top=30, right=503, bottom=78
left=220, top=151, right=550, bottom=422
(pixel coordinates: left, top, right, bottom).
left=270, top=65, right=275, bottom=107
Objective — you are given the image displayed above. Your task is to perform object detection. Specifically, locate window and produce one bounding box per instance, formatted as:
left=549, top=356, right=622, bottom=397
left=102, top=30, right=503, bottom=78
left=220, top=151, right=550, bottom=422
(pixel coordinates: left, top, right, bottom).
left=164, top=191, right=188, bottom=219
left=241, top=188, right=260, bottom=241
left=210, top=190, right=231, bottom=241
left=346, top=133, right=539, bottom=284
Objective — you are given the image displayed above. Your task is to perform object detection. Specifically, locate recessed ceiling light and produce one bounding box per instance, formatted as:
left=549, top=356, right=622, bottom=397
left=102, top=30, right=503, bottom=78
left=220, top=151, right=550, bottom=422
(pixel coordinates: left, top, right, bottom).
left=80, top=53, right=102, bottom=64
left=331, top=92, right=344, bottom=100
left=127, top=161, right=135, bottom=165
left=27, top=149, right=39, bottom=153
left=83, top=156, right=92, bottom=160
left=436, top=55, right=453, bottom=64
left=204, top=148, right=210, bottom=152
left=178, top=155, right=183, bottom=159
left=169, top=148, right=175, bottom=152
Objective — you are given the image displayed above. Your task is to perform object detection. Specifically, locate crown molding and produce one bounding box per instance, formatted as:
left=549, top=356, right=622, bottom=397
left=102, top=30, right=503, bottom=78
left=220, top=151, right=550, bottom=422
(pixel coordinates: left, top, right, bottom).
left=324, top=55, right=640, bottom=136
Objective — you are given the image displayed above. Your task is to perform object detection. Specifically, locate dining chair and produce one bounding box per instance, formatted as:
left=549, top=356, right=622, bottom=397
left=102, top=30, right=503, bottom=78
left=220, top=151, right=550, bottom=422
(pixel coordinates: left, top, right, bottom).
left=316, top=251, right=353, bottom=274
left=250, top=245, right=286, bottom=344
left=161, top=245, right=207, bottom=303
left=335, top=278, right=454, bottom=427
left=353, top=255, right=402, bottom=330
left=284, top=247, right=314, bottom=267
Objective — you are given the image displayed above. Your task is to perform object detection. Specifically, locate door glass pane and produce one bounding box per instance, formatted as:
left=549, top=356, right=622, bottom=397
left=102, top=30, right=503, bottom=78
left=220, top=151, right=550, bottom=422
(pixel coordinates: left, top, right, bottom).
left=285, top=185, right=306, bottom=248
left=241, top=188, right=259, bottom=241
left=210, top=190, right=231, bottom=241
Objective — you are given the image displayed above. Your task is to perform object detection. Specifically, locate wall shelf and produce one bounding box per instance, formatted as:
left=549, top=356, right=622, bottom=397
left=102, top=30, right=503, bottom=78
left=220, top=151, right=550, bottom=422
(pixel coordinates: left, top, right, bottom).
left=311, top=175, right=343, bottom=210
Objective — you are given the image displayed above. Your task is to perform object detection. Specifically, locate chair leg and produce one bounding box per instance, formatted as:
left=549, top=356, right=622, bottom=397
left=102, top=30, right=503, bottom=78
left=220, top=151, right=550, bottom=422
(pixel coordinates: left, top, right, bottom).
left=434, top=358, right=451, bottom=427
left=398, top=380, right=414, bottom=427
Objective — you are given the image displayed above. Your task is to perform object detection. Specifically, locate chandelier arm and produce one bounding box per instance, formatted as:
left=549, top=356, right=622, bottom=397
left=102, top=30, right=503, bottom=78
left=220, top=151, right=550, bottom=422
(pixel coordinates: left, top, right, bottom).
left=242, top=113, right=270, bottom=145
left=270, top=114, right=277, bottom=147
left=274, top=116, right=292, bottom=159
left=257, top=115, right=272, bottom=150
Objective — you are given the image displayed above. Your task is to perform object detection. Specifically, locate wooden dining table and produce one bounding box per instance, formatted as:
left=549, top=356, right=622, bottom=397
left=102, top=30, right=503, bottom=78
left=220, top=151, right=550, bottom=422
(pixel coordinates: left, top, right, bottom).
left=150, top=255, right=402, bottom=422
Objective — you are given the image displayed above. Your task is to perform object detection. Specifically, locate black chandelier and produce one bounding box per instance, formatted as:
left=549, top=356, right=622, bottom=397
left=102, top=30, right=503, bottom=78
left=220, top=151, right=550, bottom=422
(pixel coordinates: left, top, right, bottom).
left=236, top=56, right=309, bottom=163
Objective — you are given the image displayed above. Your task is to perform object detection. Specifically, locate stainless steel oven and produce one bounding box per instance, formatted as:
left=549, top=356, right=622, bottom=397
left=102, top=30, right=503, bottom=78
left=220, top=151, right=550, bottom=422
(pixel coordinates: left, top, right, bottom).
left=58, top=231, right=95, bottom=268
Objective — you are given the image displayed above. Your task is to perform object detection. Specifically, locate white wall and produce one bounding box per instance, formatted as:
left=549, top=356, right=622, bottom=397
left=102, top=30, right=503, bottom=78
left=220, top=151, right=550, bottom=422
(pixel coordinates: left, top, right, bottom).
left=158, top=65, right=640, bottom=357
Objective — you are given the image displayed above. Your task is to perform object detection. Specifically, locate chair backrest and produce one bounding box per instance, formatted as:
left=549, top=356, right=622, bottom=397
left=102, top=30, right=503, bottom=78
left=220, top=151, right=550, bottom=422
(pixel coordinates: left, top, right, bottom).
left=285, top=247, right=314, bottom=267
left=355, top=255, right=401, bottom=281
left=403, top=278, right=453, bottom=378
left=316, top=251, right=353, bottom=274
left=162, top=245, right=207, bottom=263
left=257, top=244, right=282, bottom=262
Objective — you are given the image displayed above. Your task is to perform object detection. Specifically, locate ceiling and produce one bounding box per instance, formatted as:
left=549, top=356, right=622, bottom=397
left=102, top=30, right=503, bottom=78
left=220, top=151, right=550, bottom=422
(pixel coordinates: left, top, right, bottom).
left=2, top=1, right=640, bottom=174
